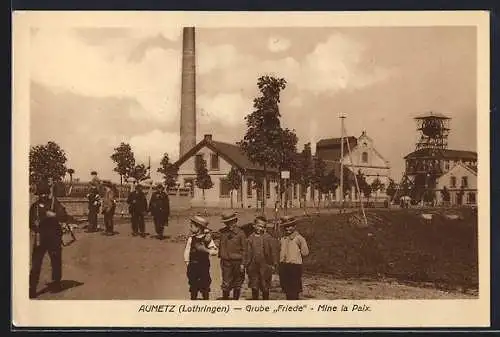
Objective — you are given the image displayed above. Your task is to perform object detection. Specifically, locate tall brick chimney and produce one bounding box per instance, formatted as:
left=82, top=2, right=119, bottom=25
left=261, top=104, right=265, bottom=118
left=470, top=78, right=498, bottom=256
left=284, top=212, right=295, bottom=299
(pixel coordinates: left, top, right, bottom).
left=179, top=27, right=197, bottom=158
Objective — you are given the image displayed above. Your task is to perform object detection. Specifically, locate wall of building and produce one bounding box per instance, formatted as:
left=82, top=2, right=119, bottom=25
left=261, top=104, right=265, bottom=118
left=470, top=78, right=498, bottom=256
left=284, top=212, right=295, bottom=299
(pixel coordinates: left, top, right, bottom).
left=435, top=164, right=477, bottom=205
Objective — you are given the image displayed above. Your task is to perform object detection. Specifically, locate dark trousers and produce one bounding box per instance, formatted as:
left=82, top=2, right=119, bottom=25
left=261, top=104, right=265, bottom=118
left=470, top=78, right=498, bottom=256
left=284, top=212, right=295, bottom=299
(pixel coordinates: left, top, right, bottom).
left=153, top=216, right=167, bottom=236
left=279, top=263, right=303, bottom=300
left=104, top=211, right=114, bottom=233
left=131, top=213, right=145, bottom=234
left=187, top=260, right=211, bottom=298
left=220, top=259, right=244, bottom=292
left=88, top=208, right=98, bottom=231
left=30, top=242, right=62, bottom=293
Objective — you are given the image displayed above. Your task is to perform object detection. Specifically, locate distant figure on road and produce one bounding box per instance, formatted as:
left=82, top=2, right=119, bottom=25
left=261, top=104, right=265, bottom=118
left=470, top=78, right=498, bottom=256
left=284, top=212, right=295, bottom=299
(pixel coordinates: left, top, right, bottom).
left=218, top=211, right=246, bottom=300
left=183, top=215, right=218, bottom=300
left=29, top=180, right=68, bottom=298
left=86, top=186, right=101, bottom=233
left=279, top=215, right=309, bottom=300
left=127, top=184, right=148, bottom=237
left=101, top=180, right=116, bottom=236
left=148, top=183, right=170, bottom=240
left=244, top=217, right=279, bottom=300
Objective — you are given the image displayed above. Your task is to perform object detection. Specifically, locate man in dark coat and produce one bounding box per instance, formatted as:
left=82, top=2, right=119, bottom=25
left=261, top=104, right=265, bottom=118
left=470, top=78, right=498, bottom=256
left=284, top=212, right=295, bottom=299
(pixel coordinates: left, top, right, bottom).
left=126, top=183, right=148, bottom=237
left=148, top=183, right=170, bottom=239
left=29, top=180, right=68, bottom=298
left=218, top=211, right=246, bottom=300
left=86, top=186, right=101, bottom=232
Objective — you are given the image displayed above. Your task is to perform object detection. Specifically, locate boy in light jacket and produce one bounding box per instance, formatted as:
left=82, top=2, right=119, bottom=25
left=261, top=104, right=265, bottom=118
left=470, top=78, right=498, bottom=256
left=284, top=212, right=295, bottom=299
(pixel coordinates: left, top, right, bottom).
left=278, top=215, right=309, bottom=300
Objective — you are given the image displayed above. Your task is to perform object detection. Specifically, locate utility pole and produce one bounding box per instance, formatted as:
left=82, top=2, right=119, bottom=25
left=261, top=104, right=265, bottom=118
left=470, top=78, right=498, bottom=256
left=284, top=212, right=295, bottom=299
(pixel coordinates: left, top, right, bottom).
left=339, top=113, right=346, bottom=211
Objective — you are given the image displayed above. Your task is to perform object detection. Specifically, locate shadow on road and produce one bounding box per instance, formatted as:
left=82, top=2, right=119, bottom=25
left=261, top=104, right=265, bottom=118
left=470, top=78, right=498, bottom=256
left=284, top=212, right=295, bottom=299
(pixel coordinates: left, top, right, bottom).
left=36, top=280, right=84, bottom=297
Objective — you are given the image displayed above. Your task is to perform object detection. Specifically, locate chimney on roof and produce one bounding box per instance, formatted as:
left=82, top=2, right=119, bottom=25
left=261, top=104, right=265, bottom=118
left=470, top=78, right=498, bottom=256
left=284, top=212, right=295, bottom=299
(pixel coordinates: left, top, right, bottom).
left=204, top=134, right=213, bottom=142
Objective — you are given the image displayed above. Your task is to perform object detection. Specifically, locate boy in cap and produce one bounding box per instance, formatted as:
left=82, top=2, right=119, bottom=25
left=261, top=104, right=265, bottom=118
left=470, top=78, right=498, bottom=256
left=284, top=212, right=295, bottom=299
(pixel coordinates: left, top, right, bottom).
left=29, top=180, right=69, bottom=298
left=148, top=183, right=170, bottom=239
left=244, top=217, right=279, bottom=300
left=218, top=211, right=246, bottom=300
left=183, top=216, right=218, bottom=300
left=279, top=216, right=309, bottom=300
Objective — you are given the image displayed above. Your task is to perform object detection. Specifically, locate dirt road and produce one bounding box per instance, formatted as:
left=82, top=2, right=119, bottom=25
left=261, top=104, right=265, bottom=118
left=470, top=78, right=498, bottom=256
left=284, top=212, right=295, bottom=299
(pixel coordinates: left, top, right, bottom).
left=31, top=214, right=474, bottom=300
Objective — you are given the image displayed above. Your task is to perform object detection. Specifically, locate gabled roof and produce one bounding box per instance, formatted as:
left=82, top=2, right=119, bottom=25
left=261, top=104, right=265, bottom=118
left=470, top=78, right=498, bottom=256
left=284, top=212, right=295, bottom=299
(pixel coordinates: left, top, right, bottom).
left=414, top=111, right=450, bottom=119
left=173, top=138, right=279, bottom=173
left=404, top=148, right=477, bottom=160
left=439, top=161, right=478, bottom=178
left=316, top=136, right=358, bottom=162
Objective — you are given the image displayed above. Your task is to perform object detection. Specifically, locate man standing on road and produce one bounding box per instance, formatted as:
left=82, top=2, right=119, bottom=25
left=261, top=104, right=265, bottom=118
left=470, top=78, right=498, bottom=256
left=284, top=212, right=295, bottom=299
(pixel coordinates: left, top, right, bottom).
left=148, top=183, right=170, bottom=239
left=218, top=211, right=246, bottom=300
left=101, top=180, right=116, bottom=236
left=127, top=183, right=148, bottom=237
left=86, top=186, right=101, bottom=233
left=29, top=180, right=68, bottom=298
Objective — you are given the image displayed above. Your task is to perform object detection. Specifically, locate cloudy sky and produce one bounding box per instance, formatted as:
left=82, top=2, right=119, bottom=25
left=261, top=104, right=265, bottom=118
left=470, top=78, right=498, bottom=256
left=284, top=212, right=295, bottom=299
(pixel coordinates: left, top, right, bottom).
left=30, top=26, right=477, bottom=183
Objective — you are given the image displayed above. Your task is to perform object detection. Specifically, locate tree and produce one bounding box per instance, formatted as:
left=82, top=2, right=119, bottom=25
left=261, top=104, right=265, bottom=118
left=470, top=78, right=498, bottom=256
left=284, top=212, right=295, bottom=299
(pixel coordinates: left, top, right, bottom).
left=296, top=143, right=313, bottom=214
left=195, top=158, right=213, bottom=209
left=277, top=127, right=299, bottom=207
left=66, top=168, right=75, bottom=184
left=320, top=169, right=339, bottom=207
left=356, top=170, right=372, bottom=202
left=311, top=156, right=327, bottom=211
left=226, top=167, right=242, bottom=209
left=29, top=141, right=68, bottom=185
left=157, top=153, right=178, bottom=190
left=385, top=178, right=398, bottom=202
left=371, top=177, right=384, bottom=201
left=238, top=75, right=287, bottom=213
left=130, top=164, right=148, bottom=182
left=441, top=186, right=451, bottom=205
left=110, top=142, right=135, bottom=185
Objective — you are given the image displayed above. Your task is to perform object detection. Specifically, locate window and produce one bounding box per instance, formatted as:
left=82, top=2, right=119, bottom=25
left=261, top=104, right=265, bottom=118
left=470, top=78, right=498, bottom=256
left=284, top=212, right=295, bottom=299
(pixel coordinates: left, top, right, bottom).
left=220, top=178, right=231, bottom=198
left=362, top=152, right=368, bottom=163
left=210, top=153, right=219, bottom=170
left=266, top=179, right=271, bottom=199
left=310, top=187, right=315, bottom=199
left=450, top=176, right=456, bottom=188
left=184, top=178, right=194, bottom=197
left=247, top=178, right=253, bottom=198
left=195, top=154, right=203, bottom=171
left=294, top=184, right=298, bottom=199
left=467, top=192, right=476, bottom=204
left=461, top=176, right=468, bottom=188
left=445, top=161, right=450, bottom=171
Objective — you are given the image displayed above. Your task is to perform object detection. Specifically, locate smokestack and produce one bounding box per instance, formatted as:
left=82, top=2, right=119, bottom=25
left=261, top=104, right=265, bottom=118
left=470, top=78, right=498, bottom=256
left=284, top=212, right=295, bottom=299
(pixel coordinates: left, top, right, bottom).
left=179, top=27, right=197, bottom=158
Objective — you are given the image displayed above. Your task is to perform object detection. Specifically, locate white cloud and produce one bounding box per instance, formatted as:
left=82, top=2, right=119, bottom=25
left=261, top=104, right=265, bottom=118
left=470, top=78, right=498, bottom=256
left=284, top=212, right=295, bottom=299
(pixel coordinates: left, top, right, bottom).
left=129, top=129, right=180, bottom=163
left=198, top=93, right=253, bottom=126
left=267, top=36, right=291, bottom=53
left=198, top=33, right=390, bottom=96
left=30, top=29, right=182, bottom=125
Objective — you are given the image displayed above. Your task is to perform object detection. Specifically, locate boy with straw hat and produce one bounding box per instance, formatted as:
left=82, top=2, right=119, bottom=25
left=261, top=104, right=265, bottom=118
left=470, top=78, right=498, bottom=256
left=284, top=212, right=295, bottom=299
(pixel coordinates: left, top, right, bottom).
left=183, top=215, right=218, bottom=300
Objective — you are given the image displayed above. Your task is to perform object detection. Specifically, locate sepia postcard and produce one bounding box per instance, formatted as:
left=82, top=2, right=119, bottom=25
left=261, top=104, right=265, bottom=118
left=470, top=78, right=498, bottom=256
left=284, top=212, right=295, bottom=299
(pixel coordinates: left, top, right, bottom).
left=12, top=10, right=490, bottom=328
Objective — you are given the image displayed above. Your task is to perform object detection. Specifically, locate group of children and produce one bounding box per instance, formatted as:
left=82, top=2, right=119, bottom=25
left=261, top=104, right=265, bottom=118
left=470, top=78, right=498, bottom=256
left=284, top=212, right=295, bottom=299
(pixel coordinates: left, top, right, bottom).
left=183, top=212, right=309, bottom=301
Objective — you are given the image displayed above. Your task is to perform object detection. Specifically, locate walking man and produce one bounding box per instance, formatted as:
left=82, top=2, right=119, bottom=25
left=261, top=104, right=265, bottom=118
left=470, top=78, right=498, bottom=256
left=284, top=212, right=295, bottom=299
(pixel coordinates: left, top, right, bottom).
left=101, top=180, right=116, bottom=236
left=218, top=211, right=246, bottom=300
left=29, top=180, right=68, bottom=298
left=86, top=186, right=101, bottom=233
left=278, top=215, right=309, bottom=300
left=127, top=183, right=148, bottom=237
left=183, top=215, right=218, bottom=300
left=148, top=183, right=170, bottom=239
left=244, top=217, right=279, bottom=300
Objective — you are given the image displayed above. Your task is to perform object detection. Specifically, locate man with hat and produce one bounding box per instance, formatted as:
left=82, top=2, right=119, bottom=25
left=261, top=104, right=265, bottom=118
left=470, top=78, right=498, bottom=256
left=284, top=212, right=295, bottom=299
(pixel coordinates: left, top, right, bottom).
left=244, top=216, right=279, bottom=300
left=218, top=211, right=246, bottom=300
left=183, top=215, right=218, bottom=300
left=86, top=185, right=101, bottom=233
left=101, top=180, right=116, bottom=235
left=29, top=179, right=69, bottom=298
left=126, top=183, right=148, bottom=237
left=278, top=215, right=309, bottom=300
left=148, top=183, right=170, bottom=239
